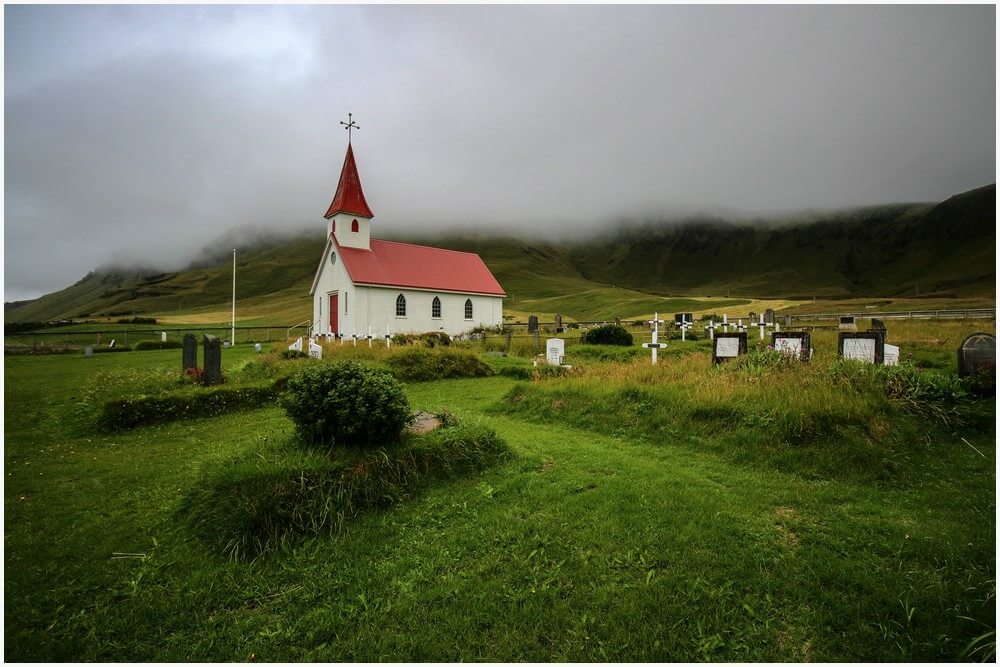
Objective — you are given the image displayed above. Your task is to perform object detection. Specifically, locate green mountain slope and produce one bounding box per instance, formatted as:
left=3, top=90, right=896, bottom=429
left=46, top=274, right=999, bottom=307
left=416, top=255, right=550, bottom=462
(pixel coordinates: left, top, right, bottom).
left=6, top=184, right=994, bottom=323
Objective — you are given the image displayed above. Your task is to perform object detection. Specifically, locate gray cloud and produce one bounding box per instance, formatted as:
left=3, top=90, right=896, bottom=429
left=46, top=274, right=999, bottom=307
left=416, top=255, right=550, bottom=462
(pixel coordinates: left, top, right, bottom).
left=5, top=5, right=994, bottom=301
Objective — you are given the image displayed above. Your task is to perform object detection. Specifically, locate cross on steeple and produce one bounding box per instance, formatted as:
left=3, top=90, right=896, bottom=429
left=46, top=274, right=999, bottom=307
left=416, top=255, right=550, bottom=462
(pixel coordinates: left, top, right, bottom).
left=340, top=113, right=360, bottom=142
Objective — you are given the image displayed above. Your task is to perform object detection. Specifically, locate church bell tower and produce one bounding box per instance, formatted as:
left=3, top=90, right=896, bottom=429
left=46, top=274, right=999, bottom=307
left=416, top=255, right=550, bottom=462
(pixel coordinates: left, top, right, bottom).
left=325, top=114, right=373, bottom=250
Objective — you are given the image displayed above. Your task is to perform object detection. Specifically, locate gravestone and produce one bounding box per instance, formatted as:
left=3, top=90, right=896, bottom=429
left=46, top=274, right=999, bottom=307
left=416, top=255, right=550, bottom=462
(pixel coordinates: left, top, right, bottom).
left=554, top=313, right=563, bottom=333
left=202, top=335, right=223, bottom=385
left=182, top=333, right=198, bottom=372
left=109, top=339, right=116, bottom=349
left=84, top=346, right=94, bottom=357
left=288, top=337, right=303, bottom=352
left=838, top=331, right=884, bottom=365
left=223, top=341, right=231, bottom=349
left=615, top=316, right=621, bottom=327
left=254, top=343, right=262, bottom=353
left=772, top=332, right=810, bottom=361
left=764, top=308, right=775, bottom=324
left=308, top=340, right=323, bottom=360
left=784, top=315, right=793, bottom=327
left=642, top=313, right=666, bottom=364
left=713, top=332, right=747, bottom=364
left=674, top=313, right=693, bottom=325
left=161, top=331, right=167, bottom=343
left=957, top=333, right=996, bottom=378
left=527, top=315, right=539, bottom=333
left=838, top=315, right=857, bottom=331
left=883, top=343, right=900, bottom=366
left=546, top=338, right=565, bottom=366
left=870, top=318, right=886, bottom=333
left=748, top=311, right=756, bottom=323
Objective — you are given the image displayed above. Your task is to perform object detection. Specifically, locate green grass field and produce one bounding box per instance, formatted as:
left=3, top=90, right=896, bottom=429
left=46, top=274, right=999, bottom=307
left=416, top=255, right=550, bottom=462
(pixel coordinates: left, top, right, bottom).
left=4, top=319, right=995, bottom=661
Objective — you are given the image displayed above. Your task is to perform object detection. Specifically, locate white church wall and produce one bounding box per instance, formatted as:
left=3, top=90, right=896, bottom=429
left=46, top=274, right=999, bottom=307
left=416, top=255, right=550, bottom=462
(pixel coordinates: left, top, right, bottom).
left=357, top=286, right=502, bottom=337
left=330, top=213, right=370, bottom=250
left=312, top=243, right=356, bottom=335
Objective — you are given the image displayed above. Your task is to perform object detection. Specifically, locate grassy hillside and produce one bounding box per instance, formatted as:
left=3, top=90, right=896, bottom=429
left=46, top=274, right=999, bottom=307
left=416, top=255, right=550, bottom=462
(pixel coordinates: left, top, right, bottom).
left=6, top=185, right=994, bottom=324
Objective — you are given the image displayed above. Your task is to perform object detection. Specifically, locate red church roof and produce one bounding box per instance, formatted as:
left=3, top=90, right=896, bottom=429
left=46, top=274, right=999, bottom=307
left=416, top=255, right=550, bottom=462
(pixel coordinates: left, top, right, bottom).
left=324, top=143, right=374, bottom=219
left=333, top=236, right=506, bottom=297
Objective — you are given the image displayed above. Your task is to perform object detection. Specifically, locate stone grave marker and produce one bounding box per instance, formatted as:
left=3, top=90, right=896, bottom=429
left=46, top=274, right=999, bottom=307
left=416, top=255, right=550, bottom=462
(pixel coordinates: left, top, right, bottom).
left=554, top=313, right=563, bottom=333
left=755, top=313, right=774, bottom=340
left=674, top=313, right=693, bottom=325
left=308, top=339, right=323, bottom=359
left=528, top=315, right=539, bottom=333
left=161, top=331, right=167, bottom=343
left=677, top=319, right=692, bottom=341
left=223, top=341, right=231, bottom=349
left=202, top=335, right=223, bottom=385
left=546, top=338, right=565, bottom=366
left=254, top=343, right=262, bottom=353
left=838, top=315, right=858, bottom=331
left=615, top=316, right=621, bottom=327
left=772, top=331, right=810, bottom=361
left=883, top=343, right=900, bottom=366
left=764, top=308, right=775, bottom=324
left=838, top=331, right=884, bottom=365
left=704, top=319, right=719, bottom=340
left=713, top=332, right=747, bottom=364
left=182, top=333, right=198, bottom=372
left=748, top=311, right=757, bottom=323
left=957, top=333, right=996, bottom=378
left=870, top=318, right=886, bottom=333
left=288, top=337, right=303, bottom=353
left=109, top=339, right=116, bottom=349
left=784, top=315, right=793, bottom=327
left=84, top=346, right=94, bottom=357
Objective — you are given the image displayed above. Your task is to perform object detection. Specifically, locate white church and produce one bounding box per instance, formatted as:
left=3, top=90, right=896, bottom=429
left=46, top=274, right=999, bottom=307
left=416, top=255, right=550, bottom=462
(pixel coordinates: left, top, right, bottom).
left=310, top=133, right=505, bottom=338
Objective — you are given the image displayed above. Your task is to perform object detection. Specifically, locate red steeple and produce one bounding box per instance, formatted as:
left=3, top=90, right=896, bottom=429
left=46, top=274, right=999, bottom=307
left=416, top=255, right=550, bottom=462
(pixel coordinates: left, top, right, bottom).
left=324, top=143, right=374, bottom=219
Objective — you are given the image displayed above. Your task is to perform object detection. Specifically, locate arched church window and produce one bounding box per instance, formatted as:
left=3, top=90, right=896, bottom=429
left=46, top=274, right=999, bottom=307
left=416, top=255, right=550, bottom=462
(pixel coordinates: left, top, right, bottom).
left=351, top=219, right=359, bottom=233
left=432, top=297, right=442, bottom=319
left=396, top=294, right=407, bottom=317
left=464, top=299, right=473, bottom=320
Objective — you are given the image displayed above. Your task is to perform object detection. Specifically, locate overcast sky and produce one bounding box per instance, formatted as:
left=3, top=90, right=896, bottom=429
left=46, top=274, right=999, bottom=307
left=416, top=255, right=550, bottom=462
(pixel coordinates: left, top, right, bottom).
left=5, top=4, right=995, bottom=302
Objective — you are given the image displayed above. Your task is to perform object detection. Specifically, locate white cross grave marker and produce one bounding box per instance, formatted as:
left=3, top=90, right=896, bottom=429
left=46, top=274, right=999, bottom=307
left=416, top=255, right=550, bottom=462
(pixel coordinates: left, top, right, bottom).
left=704, top=319, right=719, bottom=340
left=367, top=324, right=373, bottom=348
left=756, top=314, right=775, bottom=341
left=677, top=319, right=692, bottom=341
left=722, top=314, right=729, bottom=333
left=641, top=312, right=666, bottom=364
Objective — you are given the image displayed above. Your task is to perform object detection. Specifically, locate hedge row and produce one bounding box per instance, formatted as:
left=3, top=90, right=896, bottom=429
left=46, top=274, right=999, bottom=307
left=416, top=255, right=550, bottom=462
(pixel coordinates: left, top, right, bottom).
left=98, top=385, right=279, bottom=431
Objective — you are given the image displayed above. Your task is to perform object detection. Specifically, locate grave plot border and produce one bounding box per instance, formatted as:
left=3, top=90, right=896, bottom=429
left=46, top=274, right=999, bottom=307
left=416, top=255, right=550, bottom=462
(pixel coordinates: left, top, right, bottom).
left=712, top=332, right=747, bottom=364
left=771, top=331, right=811, bottom=361
left=838, top=331, right=885, bottom=365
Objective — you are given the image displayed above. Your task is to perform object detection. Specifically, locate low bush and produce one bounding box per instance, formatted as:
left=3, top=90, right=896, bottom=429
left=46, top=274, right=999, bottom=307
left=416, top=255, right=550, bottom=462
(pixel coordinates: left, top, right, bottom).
left=180, top=423, right=511, bottom=560
left=116, top=317, right=157, bottom=324
left=385, top=348, right=495, bottom=382
left=391, top=331, right=452, bottom=348
left=581, top=324, right=633, bottom=346
left=133, top=340, right=183, bottom=351
left=280, top=349, right=309, bottom=360
left=279, top=362, right=411, bottom=450
left=498, top=364, right=576, bottom=380
left=98, top=385, right=278, bottom=431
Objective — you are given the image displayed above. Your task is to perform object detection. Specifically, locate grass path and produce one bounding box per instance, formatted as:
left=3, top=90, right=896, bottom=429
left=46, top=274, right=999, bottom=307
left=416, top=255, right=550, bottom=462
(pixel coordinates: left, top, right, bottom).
left=4, top=353, right=995, bottom=661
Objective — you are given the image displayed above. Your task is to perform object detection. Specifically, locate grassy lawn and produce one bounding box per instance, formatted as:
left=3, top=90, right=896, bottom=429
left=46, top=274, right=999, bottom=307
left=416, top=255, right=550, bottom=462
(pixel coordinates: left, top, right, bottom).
left=4, top=326, right=995, bottom=661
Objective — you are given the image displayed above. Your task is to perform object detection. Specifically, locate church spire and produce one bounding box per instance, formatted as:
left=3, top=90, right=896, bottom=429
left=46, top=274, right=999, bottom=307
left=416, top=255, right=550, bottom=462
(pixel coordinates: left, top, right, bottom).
left=324, top=119, right=373, bottom=219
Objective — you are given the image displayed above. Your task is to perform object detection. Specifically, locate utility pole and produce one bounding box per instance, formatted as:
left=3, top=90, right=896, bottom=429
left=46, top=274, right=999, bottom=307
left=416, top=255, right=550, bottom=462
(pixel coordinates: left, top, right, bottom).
left=231, top=249, right=237, bottom=345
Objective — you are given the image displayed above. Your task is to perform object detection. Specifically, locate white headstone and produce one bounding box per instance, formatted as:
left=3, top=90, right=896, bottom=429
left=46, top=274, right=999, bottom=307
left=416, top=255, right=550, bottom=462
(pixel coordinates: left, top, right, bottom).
left=716, top=337, right=740, bottom=358
left=774, top=336, right=803, bottom=357
left=161, top=331, right=167, bottom=343
left=308, top=340, right=323, bottom=359
left=843, top=338, right=876, bottom=363
left=223, top=341, right=231, bottom=349
left=289, top=337, right=303, bottom=352
left=254, top=343, right=262, bottom=353
left=84, top=346, right=94, bottom=357
left=546, top=338, right=565, bottom=366
left=883, top=343, right=900, bottom=366
left=109, top=339, right=116, bottom=349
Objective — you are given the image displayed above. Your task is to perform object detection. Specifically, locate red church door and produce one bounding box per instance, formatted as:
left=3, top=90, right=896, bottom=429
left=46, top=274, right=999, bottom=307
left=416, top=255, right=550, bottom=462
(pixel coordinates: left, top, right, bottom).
left=329, top=294, right=338, bottom=334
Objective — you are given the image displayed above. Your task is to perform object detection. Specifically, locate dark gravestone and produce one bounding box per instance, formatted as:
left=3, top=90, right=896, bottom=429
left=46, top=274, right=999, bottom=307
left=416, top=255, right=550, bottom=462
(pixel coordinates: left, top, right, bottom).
left=554, top=313, right=563, bottom=333
left=772, top=331, right=811, bottom=361
left=838, top=331, right=884, bottom=365
left=674, top=313, right=694, bottom=325
left=785, top=315, right=793, bottom=327
left=182, top=333, right=198, bottom=372
left=615, top=316, right=621, bottom=327
left=202, top=335, right=223, bottom=385
left=958, top=333, right=996, bottom=378
left=748, top=312, right=756, bottom=323
left=527, top=315, right=539, bottom=333
left=838, top=315, right=857, bottom=331
left=712, top=332, right=748, bottom=364
left=870, top=318, right=886, bottom=333
left=764, top=308, right=775, bottom=324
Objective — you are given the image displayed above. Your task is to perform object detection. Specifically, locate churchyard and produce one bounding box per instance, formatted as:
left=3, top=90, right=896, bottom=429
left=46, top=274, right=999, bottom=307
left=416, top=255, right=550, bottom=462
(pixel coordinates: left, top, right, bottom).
left=4, top=316, right=995, bottom=662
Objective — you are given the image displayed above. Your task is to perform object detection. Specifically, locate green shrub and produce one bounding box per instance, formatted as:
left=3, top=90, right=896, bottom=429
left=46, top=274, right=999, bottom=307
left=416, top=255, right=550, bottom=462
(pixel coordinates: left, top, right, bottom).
left=498, top=364, right=575, bottom=380
left=420, top=331, right=451, bottom=348
left=133, top=340, right=183, bottom=350
left=279, top=362, right=410, bottom=449
left=116, top=316, right=157, bottom=324
left=98, top=385, right=278, bottom=431
left=581, top=324, right=633, bottom=346
left=280, top=349, right=308, bottom=360
left=386, top=348, right=494, bottom=382
left=180, top=423, right=511, bottom=560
